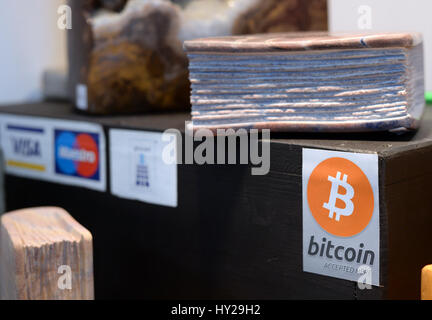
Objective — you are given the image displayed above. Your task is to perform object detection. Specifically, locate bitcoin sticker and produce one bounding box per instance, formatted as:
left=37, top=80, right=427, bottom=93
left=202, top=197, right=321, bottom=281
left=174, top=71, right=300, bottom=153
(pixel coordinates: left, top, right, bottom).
left=307, top=157, right=374, bottom=237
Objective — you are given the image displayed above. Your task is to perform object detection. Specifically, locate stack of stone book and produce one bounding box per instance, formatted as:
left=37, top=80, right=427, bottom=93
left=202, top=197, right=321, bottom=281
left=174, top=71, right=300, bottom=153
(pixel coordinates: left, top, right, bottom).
left=184, top=32, right=424, bottom=132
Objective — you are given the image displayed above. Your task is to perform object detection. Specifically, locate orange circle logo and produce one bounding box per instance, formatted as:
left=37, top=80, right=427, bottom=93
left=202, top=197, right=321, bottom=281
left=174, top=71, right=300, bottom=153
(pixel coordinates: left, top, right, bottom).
left=307, top=157, right=374, bottom=237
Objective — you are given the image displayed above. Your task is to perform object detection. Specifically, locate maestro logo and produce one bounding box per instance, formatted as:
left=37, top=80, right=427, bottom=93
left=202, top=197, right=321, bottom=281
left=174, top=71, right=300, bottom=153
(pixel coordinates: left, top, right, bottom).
left=55, top=129, right=100, bottom=180
left=307, top=157, right=374, bottom=237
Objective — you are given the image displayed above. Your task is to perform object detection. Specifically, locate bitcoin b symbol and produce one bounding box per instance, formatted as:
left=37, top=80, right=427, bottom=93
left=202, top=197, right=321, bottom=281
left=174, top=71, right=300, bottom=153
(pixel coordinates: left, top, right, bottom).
left=308, top=157, right=373, bottom=237
left=323, top=171, right=354, bottom=222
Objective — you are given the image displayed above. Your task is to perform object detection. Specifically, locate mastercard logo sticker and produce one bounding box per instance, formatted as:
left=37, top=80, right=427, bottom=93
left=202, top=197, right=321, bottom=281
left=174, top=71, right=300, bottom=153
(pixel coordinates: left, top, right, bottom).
left=55, top=129, right=100, bottom=180
left=307, top=157, right=374, bottom=237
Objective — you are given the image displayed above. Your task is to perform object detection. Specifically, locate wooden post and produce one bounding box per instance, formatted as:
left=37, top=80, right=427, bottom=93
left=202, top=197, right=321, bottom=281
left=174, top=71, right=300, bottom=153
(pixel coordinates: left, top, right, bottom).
left=422, top=265, right=432, bottom=300
left=0, top=207, right=94, bottom=300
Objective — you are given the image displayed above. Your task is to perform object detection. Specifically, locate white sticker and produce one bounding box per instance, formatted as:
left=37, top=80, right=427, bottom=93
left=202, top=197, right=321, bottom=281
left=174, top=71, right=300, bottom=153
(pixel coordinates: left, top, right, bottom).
left=109, top=129, right=177, bottom=207
left=76, top=84, right=88, bottom=110
left=0, top=114, right=106, bottom=191
left=302, top=148, right=379, bottom=286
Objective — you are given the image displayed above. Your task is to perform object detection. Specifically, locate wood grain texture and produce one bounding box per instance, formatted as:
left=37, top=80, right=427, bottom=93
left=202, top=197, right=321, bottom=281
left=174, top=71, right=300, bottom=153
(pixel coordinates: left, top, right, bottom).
left=0, top=207, right=94, bottom=300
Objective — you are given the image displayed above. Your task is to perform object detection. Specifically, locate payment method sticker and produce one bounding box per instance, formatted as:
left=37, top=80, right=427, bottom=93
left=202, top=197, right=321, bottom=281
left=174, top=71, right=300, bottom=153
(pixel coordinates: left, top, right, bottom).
left=0, top=115, right=51, bottom=180
left=0, top=114, right=106, bottom=191
left=55, top=130, right=100, bottom=181
left=110, top=129, right=177, bottom=207
left=302, top=148, right=379, bottom=286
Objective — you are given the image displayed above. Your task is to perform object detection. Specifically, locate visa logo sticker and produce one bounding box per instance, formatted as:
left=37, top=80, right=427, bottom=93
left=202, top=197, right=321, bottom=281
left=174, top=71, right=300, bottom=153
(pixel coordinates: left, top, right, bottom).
left=302, top=148, right=380, bottom=287
left=54, top=130, right=100, bottom=181
left=4, top=124, right=47, bottom=172
left=12, top=137, right=41, bottom=157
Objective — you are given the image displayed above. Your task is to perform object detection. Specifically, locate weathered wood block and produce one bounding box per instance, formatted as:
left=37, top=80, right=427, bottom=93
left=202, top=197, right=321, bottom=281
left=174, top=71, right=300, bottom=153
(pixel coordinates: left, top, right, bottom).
left=1, top=102, right=432, bottom=299
left=0, top=207, right=94, bottom=300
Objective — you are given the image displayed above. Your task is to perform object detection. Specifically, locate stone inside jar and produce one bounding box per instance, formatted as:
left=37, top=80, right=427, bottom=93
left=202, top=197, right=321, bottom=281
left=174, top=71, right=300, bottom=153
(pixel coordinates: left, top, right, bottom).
left=82, top=0, right=327, bottom=113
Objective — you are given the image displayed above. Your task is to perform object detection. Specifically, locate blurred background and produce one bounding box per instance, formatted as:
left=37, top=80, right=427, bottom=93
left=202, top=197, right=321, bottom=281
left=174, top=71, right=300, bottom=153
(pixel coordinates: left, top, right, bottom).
left=0, top=0, right=67, bottom=104
left=329, top=0, right=432, bottom=96
left=0, top=0, right=430, bottom=106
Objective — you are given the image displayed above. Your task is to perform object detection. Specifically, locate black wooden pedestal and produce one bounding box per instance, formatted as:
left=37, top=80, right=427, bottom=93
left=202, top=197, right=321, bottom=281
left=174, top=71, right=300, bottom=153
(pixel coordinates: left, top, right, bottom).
left=2, top=102, right=432, bottom=299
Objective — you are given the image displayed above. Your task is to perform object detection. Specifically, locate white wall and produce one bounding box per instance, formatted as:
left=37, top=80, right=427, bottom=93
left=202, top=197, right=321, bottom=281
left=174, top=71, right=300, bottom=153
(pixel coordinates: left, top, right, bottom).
left=0, top=0, right=67, bottom=104
left=329, top=0, right=432, bottom=92
left=2, top=1, right=429, bottom=103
